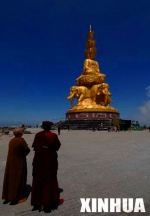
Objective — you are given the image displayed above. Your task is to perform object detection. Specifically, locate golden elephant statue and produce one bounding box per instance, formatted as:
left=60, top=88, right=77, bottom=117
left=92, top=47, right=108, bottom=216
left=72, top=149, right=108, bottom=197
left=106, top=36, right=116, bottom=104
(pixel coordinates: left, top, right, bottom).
left=99, top=83, right=113, bottom=106
left=90, top=83, right=113, bottom=106
left=67, top=86, right=90, bottom=107
left=90, top=84, right=102, bottom=102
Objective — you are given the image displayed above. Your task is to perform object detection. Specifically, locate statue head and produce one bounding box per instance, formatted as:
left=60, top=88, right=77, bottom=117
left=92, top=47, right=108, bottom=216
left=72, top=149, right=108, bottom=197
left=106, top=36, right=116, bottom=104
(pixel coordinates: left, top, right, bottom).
left=101, top=83, right=109, bottom=89
left=84, top=28, right=97, bottom=60
left=87, top=30, right=94, bottom=40
left=84, top=48, right=97, bottom=60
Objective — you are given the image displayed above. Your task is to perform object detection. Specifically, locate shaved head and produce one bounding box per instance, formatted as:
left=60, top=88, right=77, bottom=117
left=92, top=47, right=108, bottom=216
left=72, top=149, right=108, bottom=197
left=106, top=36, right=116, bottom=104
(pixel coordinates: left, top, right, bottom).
left=13, top=128, right=24, bottom=137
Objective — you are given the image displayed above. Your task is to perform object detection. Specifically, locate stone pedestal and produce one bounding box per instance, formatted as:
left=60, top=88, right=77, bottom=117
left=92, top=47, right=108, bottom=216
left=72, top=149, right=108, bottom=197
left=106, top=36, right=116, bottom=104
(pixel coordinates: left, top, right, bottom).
left=64, top=111, right=120, bottom=130
left=66, top=111, right=119, bottom=121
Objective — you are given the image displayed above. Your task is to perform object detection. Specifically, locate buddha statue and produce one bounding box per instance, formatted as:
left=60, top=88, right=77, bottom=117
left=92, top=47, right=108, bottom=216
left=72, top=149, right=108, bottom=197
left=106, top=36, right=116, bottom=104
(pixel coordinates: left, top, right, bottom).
left=82, top=53, right=100, bottom=76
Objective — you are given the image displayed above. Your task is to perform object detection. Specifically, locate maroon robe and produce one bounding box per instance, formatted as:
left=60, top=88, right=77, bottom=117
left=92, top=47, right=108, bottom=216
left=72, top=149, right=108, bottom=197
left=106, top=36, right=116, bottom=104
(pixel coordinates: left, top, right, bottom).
left=2, top=137, right=30, bottom=201
left=31, top=131, right=61, bottom=207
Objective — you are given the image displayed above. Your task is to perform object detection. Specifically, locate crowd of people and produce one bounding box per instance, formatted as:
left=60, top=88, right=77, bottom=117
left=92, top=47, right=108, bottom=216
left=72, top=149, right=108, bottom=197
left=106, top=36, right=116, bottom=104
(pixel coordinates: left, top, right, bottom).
left=2, top=121, right=64, bottom=213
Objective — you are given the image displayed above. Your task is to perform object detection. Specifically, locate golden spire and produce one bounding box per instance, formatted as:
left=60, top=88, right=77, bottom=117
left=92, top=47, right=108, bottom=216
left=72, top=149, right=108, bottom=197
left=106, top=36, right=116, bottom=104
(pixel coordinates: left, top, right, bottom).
left=84, top=26, right=97, bottom=59
left=90, top=25, right=92, bottom=32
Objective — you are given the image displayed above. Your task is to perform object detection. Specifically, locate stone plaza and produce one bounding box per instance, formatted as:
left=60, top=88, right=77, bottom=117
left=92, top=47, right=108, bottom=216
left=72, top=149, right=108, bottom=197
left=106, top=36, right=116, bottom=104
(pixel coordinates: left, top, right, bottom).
left=0, top=128, right=150, bottom=216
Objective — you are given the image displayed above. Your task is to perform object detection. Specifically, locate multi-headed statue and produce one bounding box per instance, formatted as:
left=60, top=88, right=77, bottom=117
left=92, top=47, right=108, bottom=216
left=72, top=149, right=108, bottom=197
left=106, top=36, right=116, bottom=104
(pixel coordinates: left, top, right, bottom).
left=67, top=26, right=118, bottom=113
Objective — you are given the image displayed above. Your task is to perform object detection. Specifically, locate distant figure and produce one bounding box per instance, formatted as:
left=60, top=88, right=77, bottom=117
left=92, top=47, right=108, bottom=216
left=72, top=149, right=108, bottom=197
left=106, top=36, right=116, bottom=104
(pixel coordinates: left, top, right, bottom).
left=111, top=125, right=115, bottom=131
left=31, top=121, right=64, bottom=213
left=2, top=128, right=30, bottom=205
left=20, top=124, right=26, bottom=131
left=108, top=126, right=111, bottom=132
left=58, top=125, right=61, bottom=135
left=148, top=126, right=150, bottom=132
left=116, top=126, right=120, bottom=132
left=3, top=128, right=9, bottom=135
left=67, top=125, right=70, bottom=131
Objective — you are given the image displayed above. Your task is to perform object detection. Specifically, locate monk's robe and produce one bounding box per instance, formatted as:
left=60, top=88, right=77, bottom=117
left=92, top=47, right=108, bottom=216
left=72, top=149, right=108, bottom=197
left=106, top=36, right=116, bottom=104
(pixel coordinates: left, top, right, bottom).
left=31, top=131, right=61, bottom=207
left=2, top=137, right=30, bottom=201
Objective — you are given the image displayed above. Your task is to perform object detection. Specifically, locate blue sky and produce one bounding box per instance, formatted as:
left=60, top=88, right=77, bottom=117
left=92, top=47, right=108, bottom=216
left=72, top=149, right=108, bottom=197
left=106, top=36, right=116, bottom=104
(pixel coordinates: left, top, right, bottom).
left=0, top=0, right=150, bottom=126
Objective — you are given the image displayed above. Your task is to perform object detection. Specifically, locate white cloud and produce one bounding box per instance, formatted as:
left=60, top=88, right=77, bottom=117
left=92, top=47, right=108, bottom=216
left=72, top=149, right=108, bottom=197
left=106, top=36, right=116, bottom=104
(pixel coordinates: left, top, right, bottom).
left=146, top=85, right=150, bottom=97
left=138, top=101, right=150, bottom=115
left=133, top=86, right=150, bottom=126
left=137, top=100, right=150, bottom=125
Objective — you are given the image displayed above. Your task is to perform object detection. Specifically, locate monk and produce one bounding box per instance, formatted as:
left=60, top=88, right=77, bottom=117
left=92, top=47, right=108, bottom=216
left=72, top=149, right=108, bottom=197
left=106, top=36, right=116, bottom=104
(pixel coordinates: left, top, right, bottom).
left=2, top=128, right=30, bottom=205
left=31, top=121, right=64, bottom=213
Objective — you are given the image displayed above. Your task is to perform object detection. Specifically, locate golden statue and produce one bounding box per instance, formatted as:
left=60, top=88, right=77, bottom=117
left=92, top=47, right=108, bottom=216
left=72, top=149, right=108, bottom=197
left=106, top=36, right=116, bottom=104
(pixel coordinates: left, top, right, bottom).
left=76, top=27, right=105, bottom=87
left=67, top=26, right=118, bottom=114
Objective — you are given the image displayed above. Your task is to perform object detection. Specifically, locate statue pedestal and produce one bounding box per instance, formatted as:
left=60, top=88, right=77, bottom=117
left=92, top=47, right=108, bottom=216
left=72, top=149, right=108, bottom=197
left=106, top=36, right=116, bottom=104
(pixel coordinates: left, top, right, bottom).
left=66, top=110, right=119, bottom=121
left=64, top=110, right=119, bottom=130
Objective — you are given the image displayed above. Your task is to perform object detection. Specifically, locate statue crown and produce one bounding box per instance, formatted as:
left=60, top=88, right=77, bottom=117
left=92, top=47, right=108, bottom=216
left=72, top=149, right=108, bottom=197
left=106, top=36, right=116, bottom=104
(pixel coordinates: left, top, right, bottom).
left=84, top=29, right=97, bottom=59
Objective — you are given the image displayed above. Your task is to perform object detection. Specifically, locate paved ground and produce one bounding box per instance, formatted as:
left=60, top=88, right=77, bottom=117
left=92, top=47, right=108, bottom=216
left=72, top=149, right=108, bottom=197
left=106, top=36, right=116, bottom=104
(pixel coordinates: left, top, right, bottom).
left=0, top=129, right=150, bottom=216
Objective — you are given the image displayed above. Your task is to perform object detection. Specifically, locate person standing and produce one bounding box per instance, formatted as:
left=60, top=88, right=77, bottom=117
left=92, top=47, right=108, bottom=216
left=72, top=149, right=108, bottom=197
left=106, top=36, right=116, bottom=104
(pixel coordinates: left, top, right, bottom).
left=2, top=128, right=30, bottom=205
left=108, top=126, right=111, bottom=132
left=57, top=124, right=61, bottom=135
left=117, top=125, right=120, bottom=132
left=31, top=121, right=64, bottom=213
